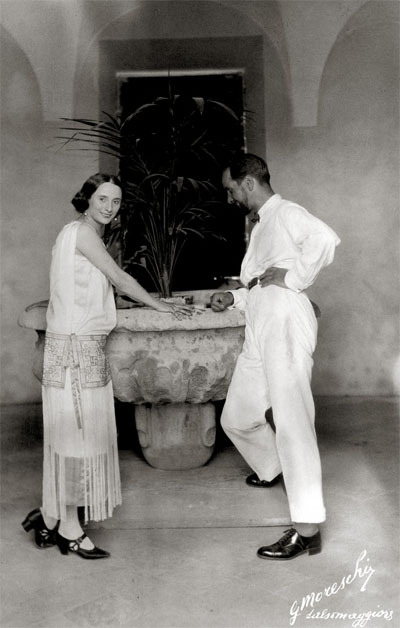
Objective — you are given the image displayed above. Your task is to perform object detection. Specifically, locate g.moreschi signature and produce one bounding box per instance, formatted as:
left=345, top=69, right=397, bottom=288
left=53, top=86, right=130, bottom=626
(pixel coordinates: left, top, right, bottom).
left=289, top=550, right=381, bottom=626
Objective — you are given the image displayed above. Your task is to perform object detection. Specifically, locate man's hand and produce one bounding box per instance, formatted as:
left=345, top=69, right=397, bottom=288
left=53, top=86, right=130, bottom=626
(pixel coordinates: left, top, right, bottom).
left=210, top=291, right=234, bottom=312
left=259, top=267, right=288, bottom=289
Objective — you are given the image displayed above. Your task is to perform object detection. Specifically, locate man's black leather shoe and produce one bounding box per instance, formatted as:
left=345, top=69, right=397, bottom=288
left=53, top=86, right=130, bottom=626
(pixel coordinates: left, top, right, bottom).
left=257, top=528, right=321, bottom=560
left=246, top=472, right=282, bottom=488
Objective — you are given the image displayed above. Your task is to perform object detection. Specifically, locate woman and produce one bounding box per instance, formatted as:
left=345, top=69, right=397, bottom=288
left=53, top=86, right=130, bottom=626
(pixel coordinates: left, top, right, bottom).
left=22, top=173, right=192, bottom=559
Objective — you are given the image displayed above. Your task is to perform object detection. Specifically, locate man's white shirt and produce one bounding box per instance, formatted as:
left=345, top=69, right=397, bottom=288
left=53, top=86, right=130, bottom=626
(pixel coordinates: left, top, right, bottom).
left=230, top=194, right=340, bottom=310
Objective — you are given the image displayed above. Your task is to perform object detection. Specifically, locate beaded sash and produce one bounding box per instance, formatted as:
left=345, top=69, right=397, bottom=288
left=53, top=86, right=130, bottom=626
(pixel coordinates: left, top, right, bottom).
left=42, top=332, right=111, bottom=429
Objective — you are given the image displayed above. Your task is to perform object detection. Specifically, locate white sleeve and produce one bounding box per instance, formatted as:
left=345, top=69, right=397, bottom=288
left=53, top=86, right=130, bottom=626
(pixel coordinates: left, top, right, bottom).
left=283, top=207, right=341, bottom=292
left=227, top=287, right=248, bottom=311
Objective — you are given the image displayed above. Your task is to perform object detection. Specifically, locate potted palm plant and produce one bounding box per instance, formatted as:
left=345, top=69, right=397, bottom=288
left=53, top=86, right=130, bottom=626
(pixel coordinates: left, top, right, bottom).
left=58, top=88, right=244, bottom=298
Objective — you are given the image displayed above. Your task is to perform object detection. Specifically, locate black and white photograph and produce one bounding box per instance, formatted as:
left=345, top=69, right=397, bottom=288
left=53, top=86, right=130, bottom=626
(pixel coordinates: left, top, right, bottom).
left=0, top=1, right=398, bottom=627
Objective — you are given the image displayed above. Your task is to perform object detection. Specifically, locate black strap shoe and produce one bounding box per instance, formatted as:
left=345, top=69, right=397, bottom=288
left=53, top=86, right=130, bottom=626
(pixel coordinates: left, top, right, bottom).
left=55, top=532, right=110, bottom=559
left=246, top=473, right=282, bottom=488
left=21, top=508, right=58, bottom=549
left=257, top=528, right=321, bottom=560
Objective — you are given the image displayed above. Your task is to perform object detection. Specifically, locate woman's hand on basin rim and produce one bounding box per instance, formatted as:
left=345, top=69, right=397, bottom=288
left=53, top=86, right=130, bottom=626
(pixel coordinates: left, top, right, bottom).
left=155, top=301, right=194, bottom=320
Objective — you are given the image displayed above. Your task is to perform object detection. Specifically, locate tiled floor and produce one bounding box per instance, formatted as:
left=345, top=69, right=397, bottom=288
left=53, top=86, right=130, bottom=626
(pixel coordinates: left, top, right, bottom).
left=1, top=397, right=399, bottom=628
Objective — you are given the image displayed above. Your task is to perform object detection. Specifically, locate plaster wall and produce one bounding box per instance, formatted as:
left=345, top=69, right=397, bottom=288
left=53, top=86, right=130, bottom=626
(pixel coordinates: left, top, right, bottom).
left=1, top=0, right=398, bottom=403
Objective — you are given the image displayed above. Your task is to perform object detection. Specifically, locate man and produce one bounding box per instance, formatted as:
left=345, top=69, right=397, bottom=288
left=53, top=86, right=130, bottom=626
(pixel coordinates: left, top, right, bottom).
left=211, top=153, right=340, bottom=560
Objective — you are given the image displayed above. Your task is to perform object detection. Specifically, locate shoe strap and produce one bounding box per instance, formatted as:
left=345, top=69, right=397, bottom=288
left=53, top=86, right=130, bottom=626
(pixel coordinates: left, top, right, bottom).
left=69, top=533, right=87, bottom=551
left=38, top=528, right=53, bottom=540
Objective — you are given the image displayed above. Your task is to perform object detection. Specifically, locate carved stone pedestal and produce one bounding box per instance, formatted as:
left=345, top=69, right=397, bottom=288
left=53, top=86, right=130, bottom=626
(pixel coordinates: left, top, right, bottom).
left=135, top=402, right=216, bottom=470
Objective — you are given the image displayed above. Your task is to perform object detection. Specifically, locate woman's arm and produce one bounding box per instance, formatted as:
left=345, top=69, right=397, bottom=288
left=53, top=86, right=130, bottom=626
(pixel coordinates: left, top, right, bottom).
left=76, top=224, right=191, bottom=316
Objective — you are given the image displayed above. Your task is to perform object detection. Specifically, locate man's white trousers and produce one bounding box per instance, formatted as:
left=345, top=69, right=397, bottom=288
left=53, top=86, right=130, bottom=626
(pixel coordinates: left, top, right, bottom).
left=221, top=285, right=326, bottom=523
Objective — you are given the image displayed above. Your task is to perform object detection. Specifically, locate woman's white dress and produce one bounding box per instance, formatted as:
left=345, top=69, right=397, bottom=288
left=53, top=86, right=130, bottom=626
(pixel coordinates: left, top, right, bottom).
left=42, top=221, right=122, bottom=522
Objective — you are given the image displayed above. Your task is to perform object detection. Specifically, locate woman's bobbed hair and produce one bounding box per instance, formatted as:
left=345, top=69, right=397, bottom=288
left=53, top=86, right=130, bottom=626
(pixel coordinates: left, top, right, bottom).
left=71, top=173, right=123, bottom=213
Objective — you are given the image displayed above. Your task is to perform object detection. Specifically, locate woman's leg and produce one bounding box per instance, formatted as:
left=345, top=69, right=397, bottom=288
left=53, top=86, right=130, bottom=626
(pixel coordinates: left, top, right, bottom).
left=40, top=508, right=58, bottom=530
left=58, top=506, right=95, bottom=549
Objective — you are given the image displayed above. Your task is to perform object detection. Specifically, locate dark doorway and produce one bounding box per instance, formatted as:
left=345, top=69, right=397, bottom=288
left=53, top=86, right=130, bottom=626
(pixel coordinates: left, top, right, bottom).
left=117, top=71, right=247, bottom=291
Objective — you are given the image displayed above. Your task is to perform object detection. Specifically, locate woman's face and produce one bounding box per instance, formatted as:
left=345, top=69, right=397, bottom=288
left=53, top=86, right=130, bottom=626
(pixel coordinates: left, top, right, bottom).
left=86, top=182, right=122, bottom=226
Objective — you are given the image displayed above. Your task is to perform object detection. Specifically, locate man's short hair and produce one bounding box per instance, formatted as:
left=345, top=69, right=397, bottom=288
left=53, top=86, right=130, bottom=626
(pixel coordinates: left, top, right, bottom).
left=228, top=153, right=270, bottom=186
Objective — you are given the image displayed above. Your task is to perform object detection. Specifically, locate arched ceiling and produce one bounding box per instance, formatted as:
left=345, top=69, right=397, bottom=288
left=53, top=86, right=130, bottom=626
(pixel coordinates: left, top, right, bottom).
left=0, top=0, right=372, bottom=125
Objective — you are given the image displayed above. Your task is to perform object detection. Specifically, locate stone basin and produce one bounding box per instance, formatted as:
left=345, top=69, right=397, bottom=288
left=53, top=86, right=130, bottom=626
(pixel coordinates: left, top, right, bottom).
left=19, top=290, right=245, bottom=469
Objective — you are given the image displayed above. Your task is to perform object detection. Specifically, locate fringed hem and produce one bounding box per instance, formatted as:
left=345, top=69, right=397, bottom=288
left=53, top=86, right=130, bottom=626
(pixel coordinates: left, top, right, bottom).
left=42, top=370, right=121, bottom=523
left=42, top=448, right=122, bottom=523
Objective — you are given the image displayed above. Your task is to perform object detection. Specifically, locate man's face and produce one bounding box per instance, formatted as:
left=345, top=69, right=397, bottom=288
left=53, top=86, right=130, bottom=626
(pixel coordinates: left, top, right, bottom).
left=222, top=169, right=251, bottom=215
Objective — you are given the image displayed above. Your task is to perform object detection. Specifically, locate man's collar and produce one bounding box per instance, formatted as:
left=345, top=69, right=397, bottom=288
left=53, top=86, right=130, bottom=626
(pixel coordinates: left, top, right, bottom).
left=257, top=194, right=281, bottom=220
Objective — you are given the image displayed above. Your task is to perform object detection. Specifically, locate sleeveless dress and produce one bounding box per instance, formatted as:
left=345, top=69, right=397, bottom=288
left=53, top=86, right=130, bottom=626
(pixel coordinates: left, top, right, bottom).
left=41, top=221, right=122, bottom=522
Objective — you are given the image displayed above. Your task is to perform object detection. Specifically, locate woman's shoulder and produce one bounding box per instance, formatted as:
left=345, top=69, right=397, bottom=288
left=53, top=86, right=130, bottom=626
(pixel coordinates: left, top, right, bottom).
left=57, top=219, right=81, bottom=236
left=75, top=221, right=107, bottom=258
left=58, top=219, right=100, bottom=242
left=50, top=221, right=80, bottom=270
left=75, top=220, right=103, bottom=243
left=53, top=219, right=77, bottom=241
